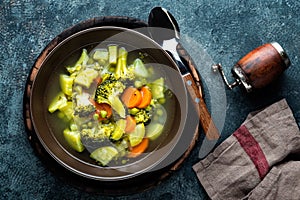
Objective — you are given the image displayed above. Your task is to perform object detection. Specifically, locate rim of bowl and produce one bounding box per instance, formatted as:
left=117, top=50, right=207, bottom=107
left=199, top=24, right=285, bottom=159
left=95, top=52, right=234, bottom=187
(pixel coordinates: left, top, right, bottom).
left=30, top=26, right=188, bottom=181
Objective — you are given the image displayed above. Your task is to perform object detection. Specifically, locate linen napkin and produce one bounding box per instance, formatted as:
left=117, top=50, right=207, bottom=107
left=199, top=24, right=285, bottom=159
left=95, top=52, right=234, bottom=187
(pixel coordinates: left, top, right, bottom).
left=193, top=99, right=300, bottom=200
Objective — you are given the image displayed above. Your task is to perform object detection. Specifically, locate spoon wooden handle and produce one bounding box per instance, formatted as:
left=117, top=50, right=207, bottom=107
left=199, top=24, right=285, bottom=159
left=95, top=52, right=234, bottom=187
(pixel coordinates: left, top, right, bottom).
left=183, top=74, right=220, bottom=140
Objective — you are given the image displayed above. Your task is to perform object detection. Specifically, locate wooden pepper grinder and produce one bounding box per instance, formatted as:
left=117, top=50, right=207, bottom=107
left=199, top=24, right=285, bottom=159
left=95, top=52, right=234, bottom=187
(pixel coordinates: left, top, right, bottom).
left=213, top=42, right=291, bottom=92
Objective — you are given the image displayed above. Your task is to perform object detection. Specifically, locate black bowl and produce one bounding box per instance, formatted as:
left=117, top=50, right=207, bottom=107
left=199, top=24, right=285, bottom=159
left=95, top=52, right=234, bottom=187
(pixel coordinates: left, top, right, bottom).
left=30, top=26, right=188, bottom=181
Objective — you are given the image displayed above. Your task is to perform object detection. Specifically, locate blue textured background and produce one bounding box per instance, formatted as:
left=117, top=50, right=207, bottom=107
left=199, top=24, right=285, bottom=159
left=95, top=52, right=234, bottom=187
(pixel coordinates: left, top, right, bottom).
left=0, top=0, right=299, bottom=199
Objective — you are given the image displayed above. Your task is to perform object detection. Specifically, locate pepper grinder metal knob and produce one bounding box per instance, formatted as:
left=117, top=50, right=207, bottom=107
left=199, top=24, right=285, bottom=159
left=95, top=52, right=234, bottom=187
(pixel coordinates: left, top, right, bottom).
left=213, top=42, right=291, bottom=92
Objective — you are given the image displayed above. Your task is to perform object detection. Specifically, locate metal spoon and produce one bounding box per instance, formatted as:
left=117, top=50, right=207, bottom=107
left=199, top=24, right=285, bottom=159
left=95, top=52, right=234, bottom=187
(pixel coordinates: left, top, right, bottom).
left=148, top=7, right=220, bottom=140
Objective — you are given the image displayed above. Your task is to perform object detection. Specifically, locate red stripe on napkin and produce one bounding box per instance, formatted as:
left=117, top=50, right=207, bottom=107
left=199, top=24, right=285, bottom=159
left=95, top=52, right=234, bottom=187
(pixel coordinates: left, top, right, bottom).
left=233, top=125, right=269, bottom=179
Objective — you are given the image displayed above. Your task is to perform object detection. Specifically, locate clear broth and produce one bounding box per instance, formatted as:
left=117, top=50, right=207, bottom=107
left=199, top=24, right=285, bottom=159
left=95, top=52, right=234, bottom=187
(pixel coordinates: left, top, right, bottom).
left=45, top=43, right=181, bottom=167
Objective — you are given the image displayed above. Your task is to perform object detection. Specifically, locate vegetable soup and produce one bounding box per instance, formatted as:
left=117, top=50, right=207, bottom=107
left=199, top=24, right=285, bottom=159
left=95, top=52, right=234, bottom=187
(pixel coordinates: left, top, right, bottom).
left=46, top=44, right=179, bottom=167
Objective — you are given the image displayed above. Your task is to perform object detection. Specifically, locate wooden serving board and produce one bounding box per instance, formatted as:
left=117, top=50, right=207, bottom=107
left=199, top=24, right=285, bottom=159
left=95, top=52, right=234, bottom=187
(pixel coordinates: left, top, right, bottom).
left=23, top=16, right=202, bottom=195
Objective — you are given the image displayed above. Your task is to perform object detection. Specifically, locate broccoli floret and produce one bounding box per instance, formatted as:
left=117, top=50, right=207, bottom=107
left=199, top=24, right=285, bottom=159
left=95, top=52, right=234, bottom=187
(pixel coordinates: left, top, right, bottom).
left=98, top=122, right=115, bottom=138
left=81, top=128, right=95, bottom=138
left=81, top=122, right=115, bottom=140
left=133, top=109, right=151, bottom=124
left=95, top=74, right=125, bottom=103
left=115, top=47, right=135, bottom=80
left=80, top=124, right=115, bottom=152
left=74, top=104, right=95, bottom=118
left=122, top=66, right=136, bottom=81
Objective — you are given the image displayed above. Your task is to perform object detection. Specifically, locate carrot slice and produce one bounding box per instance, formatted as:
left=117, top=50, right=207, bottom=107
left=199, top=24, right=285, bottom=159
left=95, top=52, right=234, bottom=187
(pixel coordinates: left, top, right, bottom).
left=137, top=86, right=152, bottom=109
left=125, top=115, right=136, bottom=133
left=121, top=87, right=142, bottom=108
left=127, top=138, right=149, bottom=158
left=90, top=100, right=113, bottom=120
left=93, top=76, right=102, bottom=86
